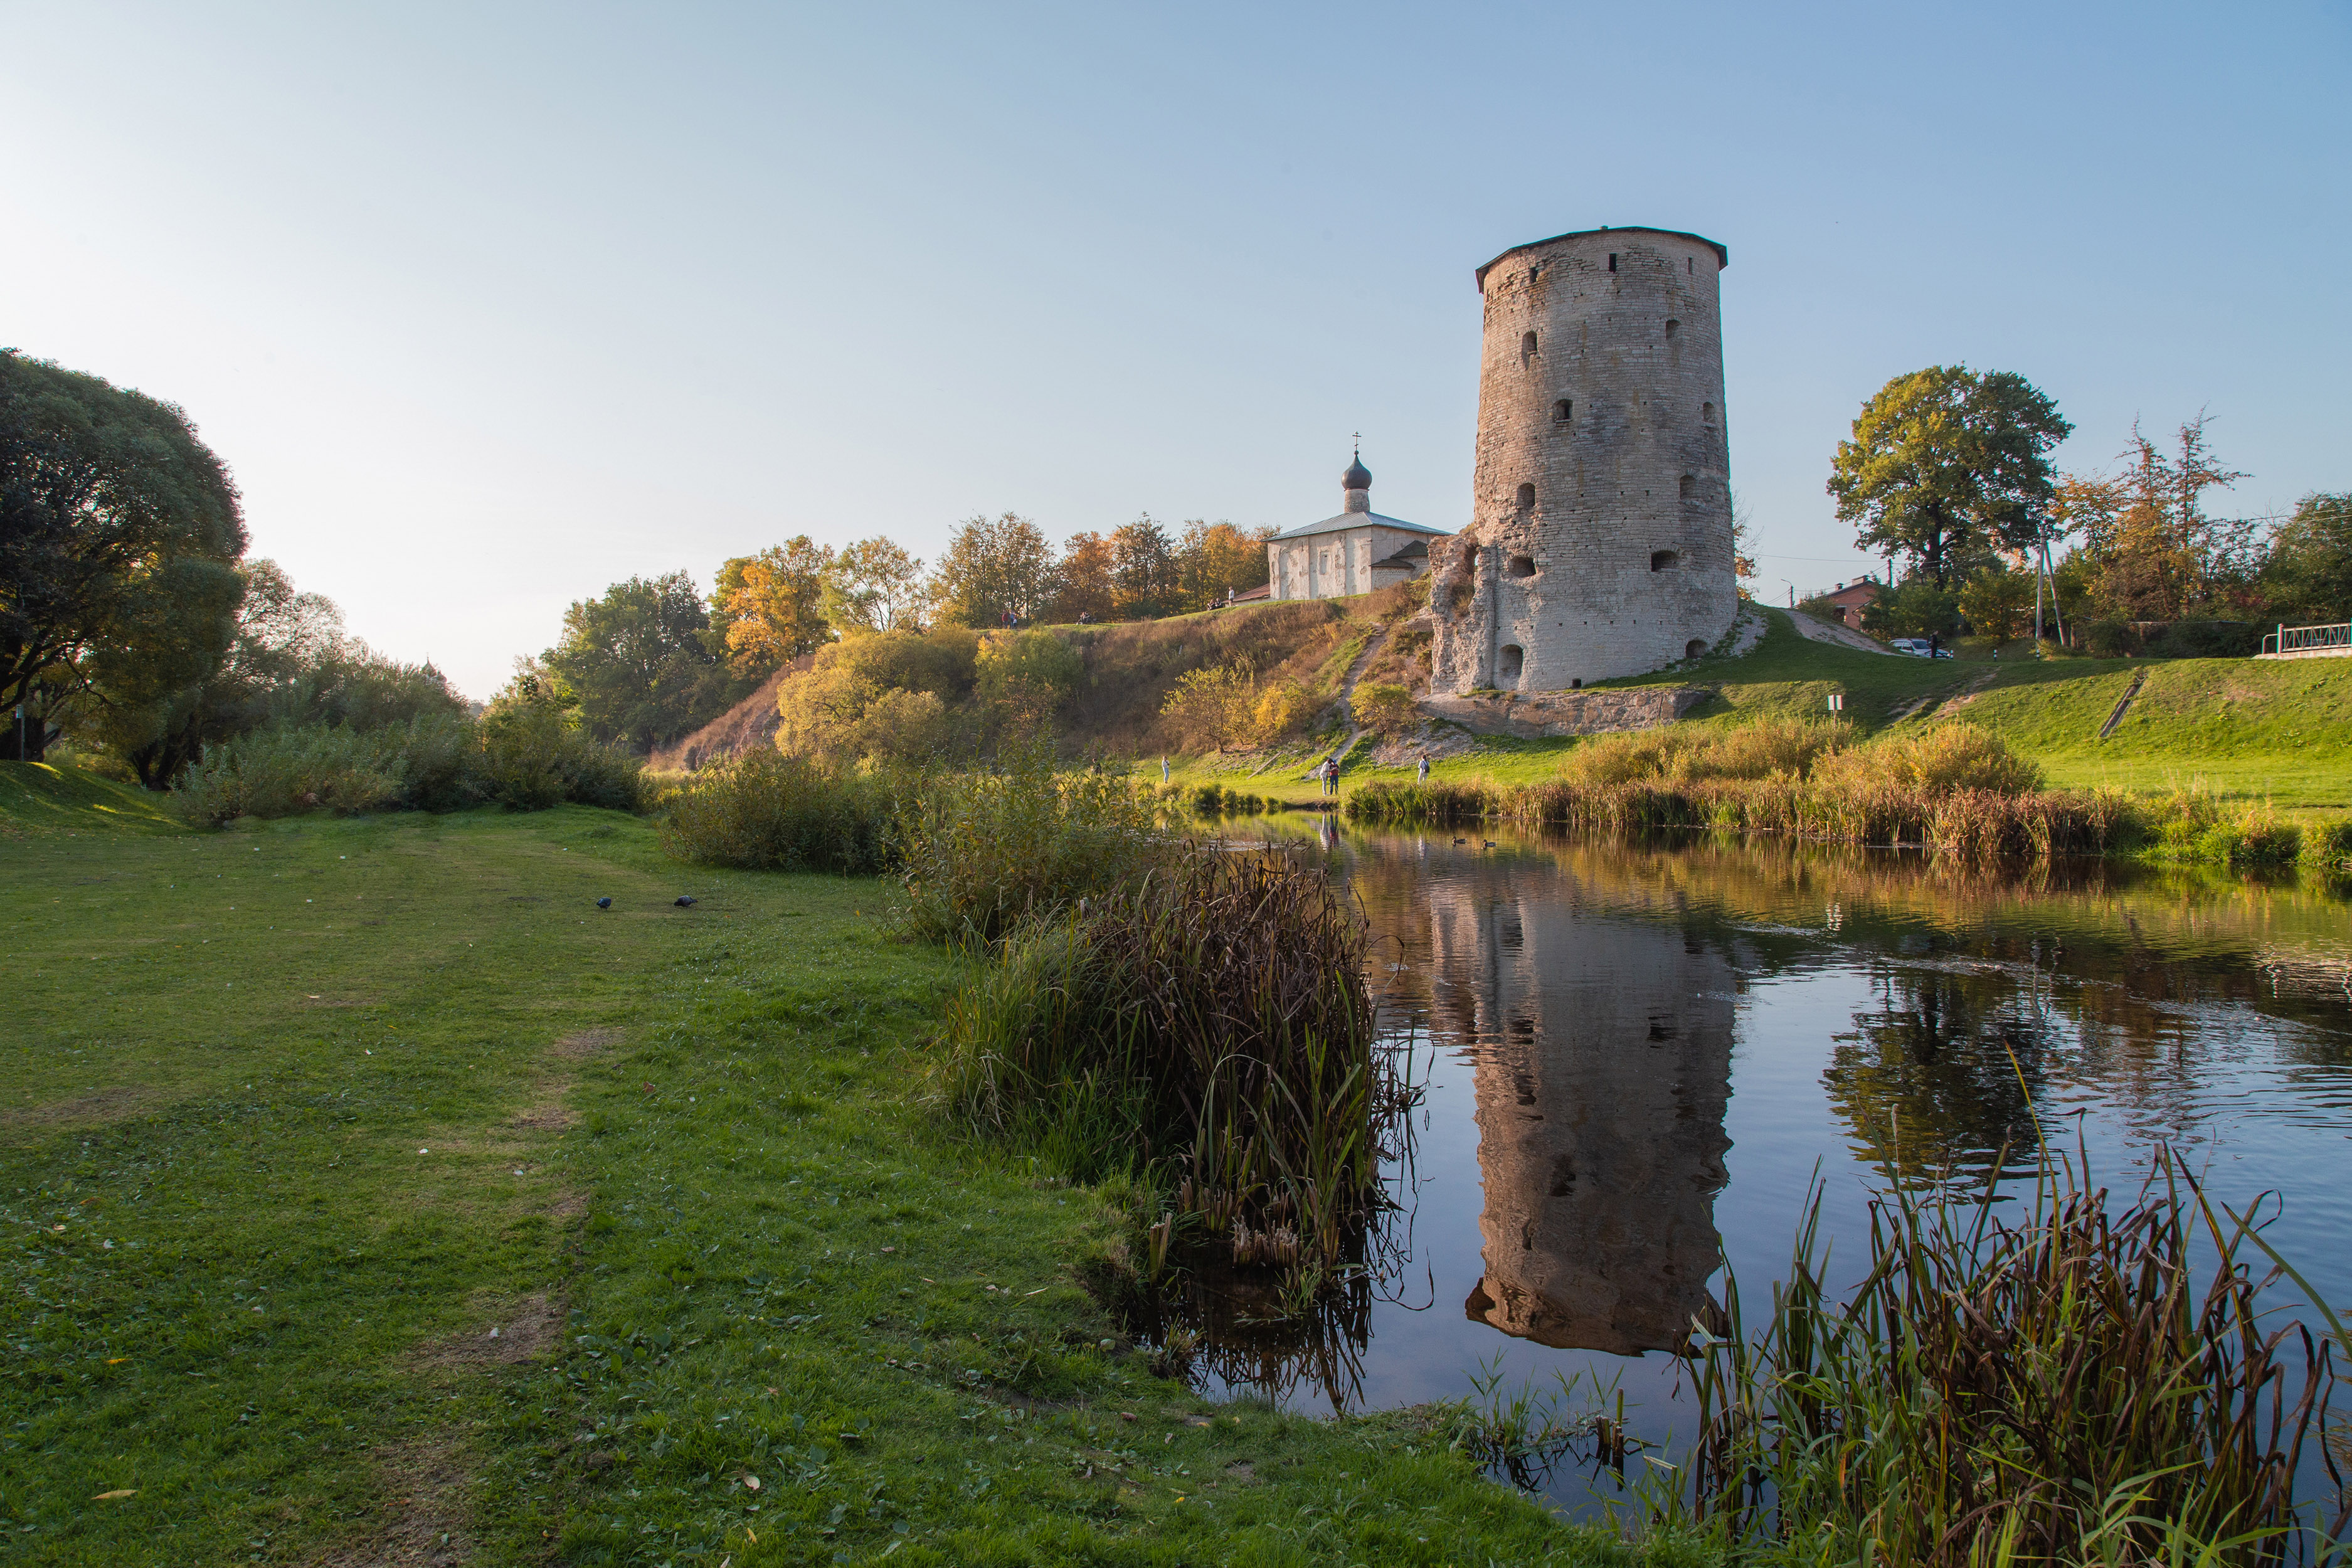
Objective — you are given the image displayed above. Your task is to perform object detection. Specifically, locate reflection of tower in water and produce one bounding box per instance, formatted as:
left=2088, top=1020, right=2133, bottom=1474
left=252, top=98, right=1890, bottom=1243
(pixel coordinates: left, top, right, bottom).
left=1428, top=869, right=1734, bottom=1355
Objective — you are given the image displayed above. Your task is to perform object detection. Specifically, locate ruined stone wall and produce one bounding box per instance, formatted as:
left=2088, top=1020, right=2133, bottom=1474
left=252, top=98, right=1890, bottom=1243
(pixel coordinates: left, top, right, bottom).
left=1429, top=228, right=1737, bottom=692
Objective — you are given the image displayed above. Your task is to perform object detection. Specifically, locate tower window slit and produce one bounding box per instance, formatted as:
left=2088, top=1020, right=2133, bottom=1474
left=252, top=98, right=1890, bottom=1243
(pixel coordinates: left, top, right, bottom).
left=1678, top=474, right=1694, bottom=499
left=1608, top=253, right=1618, bottom=272
left=1665, top=319, right=1679, bottom=340
left=1703, top=402, right=1716, bottom=423
left=1515, top=482, right=1535, bottom=509
left=1522, top=331, right=1539, bottom=356
left=1553, top=398, right=1572, bottom=422
left=1651, top=550, right=1680, bottom=572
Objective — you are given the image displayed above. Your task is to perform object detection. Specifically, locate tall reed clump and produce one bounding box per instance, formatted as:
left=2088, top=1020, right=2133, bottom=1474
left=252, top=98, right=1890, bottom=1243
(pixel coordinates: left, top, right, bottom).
left=1666, top=1145, right=2343, bottom=1565
left=937, top=847, right=1392, bottom=1278
left=894, top=733, right=1169, bottom=947
left=658, top=748, right=896, bottom=872
left=172, top=710, right=642, bottom=825
left=1346, top=778, right=1491, bottom=826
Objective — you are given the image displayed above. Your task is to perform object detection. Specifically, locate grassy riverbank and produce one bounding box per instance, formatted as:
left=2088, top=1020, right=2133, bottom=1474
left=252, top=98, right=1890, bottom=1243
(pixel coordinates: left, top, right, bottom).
left=1160, top=609, right=2352, bottom=825
left=1, top=765, right=1693, bottom=1567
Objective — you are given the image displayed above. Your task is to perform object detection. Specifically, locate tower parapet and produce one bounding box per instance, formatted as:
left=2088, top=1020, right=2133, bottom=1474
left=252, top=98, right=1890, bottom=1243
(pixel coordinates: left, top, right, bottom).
left=1428, top=226, right=1736, bottom=692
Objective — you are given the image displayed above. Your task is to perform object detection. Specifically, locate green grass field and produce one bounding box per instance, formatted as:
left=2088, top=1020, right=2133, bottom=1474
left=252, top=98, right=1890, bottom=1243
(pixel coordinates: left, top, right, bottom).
left=1162, top=610, right=2352, bottom=817
left=1, top=771, right=1692, bottom=1567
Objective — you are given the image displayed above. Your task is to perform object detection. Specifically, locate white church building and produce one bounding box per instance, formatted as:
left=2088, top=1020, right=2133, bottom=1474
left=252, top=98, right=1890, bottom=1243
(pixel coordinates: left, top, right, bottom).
left=1266, top=452, right=1449, bottom=601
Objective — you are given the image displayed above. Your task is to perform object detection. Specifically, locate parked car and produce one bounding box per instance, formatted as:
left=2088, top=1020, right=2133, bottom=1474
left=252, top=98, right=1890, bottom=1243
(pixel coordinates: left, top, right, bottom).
left=1888, top=638, right=1956, bottom=659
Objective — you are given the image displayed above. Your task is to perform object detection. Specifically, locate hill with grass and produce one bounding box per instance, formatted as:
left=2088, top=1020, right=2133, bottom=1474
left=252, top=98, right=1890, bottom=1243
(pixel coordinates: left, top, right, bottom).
left=1601, top=609, right=2352, bottom=810
left=651, top=586, right=1419, bottom=770
left=643, top=593, right=2349, bottom=816
left=0, top=760, right=185, bottom=837
left=1156, top=606, right=2352, bottom=817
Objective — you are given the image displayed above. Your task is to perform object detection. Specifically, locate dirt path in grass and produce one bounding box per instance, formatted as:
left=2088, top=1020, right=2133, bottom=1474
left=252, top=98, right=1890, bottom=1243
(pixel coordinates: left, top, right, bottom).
left=1320, top=625, right=1394, bottom=775
left=322, top=1027, right=613, bottom=1566
left=1789, top=611, right=1899, bottom=655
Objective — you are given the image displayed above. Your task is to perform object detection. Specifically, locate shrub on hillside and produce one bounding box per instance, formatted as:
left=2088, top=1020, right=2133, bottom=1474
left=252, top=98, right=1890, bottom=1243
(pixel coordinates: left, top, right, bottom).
left=2085, top=619, right=2141, bottom=658
left=894, top=734, right=1168, bottom=947
left=659, top=749, right=894, bottom=872
left=1350, top=681, right=1418, bottom=738
left=1251, top=679, right=1316, bottom=743
left=2142, top=620, right=2262, bottom=659
left=1159, top=662, right=1258, bottom=753
left=975, top=628, right=1083, bottom=723
left=774, top=627, right=983, bottom=761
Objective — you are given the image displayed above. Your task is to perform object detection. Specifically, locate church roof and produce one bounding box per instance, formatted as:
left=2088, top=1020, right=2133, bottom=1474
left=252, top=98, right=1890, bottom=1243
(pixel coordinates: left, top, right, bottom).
left=1269, top=511, right=1451, bottom=543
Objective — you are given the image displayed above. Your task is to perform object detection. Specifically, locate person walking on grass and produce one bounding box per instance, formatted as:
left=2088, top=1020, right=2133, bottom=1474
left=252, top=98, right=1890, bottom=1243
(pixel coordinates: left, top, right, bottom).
left=1417, top=750, right=1431, bottom=783
left=1161, top=756, right=1170, bottom=784
left=1324, top=754, right=1340, bottom=798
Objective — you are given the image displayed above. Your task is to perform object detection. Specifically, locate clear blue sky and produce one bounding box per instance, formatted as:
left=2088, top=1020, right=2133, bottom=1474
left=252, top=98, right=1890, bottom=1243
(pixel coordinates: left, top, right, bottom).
left=6, top=1, right=2346, bottom=697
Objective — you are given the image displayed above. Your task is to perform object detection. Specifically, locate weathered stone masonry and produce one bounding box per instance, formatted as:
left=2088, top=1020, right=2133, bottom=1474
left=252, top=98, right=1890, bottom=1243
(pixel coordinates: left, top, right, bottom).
left=1427, top=226, right=1737, bottom=693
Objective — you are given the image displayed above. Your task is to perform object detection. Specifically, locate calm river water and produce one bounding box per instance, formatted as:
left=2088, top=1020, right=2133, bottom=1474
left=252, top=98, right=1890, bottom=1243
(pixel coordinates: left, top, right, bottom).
left=1164, top=824, right=2352, bottom=1508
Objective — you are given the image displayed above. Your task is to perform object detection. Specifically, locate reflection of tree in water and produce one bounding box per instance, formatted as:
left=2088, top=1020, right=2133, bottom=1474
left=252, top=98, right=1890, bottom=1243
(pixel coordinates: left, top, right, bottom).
left=1825, top=963, right=2057, bottom=1180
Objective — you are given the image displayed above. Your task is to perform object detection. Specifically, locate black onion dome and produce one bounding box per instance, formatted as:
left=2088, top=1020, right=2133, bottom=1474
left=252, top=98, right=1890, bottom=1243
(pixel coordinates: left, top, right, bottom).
left=1342, top=455, right=1372, bottom=490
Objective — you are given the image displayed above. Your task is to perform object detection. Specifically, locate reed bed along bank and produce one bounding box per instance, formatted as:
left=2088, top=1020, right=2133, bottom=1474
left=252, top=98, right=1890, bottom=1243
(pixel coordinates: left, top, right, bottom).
left=1663, top=1146, right=2344, bottom=1566
left=936, top=847, right=1400, bottom=1283
left=1351, top=719, right=2348, bottom=869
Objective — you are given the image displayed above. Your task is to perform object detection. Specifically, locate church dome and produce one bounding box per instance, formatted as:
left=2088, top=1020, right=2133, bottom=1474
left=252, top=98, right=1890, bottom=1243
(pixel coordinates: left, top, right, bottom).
left=1342, top=454, right=1372, bottom=492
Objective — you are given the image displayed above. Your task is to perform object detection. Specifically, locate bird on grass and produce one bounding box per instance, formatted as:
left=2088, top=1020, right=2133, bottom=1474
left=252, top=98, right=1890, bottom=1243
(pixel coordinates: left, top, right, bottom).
left=596, top=896, right=613, bottom=909
left=674, top=895, right=697, bottom=908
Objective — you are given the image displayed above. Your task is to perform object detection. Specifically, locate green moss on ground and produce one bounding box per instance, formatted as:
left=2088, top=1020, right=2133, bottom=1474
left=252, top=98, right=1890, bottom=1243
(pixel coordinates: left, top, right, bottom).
left=0, top=769, right=1688, bottom=1566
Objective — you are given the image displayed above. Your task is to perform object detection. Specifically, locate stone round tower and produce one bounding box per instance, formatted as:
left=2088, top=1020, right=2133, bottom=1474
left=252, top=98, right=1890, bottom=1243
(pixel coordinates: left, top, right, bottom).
left=1428, top=226, right=1735, bottom=692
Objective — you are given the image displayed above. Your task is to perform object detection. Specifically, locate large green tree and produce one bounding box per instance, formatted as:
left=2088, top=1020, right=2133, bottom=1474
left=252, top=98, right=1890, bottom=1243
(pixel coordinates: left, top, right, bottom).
left=0, top=351, right=246, bottom=761
left=928, top=513, right=1057, bottom=627
left=1828, top=366, right=2070, bottom=589
left=544, top=571, right=735, bottom=751
left=2259, top=492, right=2352, bottom=627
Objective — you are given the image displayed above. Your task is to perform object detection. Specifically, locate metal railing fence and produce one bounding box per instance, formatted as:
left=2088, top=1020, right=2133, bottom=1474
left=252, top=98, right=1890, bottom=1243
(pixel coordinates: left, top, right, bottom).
left=2260, top=621, right=2352, bottom=655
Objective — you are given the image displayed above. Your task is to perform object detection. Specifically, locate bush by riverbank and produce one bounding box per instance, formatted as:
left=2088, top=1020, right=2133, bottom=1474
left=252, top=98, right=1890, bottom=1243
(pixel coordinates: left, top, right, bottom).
left=1349, top=718, right=2350, bottom=869
left=938, top=848, right=1391, bottom=1282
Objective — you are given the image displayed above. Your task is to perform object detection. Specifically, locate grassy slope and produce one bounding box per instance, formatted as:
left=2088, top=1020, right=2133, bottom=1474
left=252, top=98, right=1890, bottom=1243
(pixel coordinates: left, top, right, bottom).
left=1, top=768, right=1682, bottom=1567
left=1165, top=610, right=2352, bottom=813
left=0, top=761, right=184, bottom=835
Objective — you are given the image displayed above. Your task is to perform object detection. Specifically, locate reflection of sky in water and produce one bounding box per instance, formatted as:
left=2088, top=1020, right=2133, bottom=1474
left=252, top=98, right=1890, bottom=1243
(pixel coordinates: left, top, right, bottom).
left=1178, top=827, right=2352, bottom=1512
